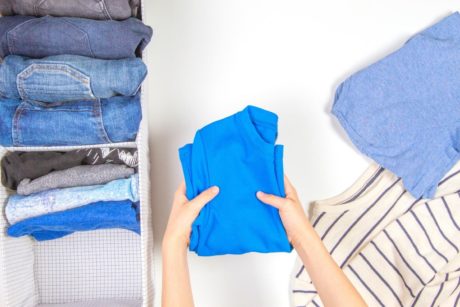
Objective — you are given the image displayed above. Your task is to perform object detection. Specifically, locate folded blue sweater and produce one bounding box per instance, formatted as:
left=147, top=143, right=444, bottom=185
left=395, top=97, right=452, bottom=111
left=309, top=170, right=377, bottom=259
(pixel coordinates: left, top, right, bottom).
left=179, top=105, right=291, bottom=256
left=7, top=200, right=140, bottom=241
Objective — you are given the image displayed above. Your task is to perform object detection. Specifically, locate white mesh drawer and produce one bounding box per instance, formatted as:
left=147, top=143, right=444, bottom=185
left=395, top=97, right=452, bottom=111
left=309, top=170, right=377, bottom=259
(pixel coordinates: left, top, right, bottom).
left=0, top=136, right=153, bottom=307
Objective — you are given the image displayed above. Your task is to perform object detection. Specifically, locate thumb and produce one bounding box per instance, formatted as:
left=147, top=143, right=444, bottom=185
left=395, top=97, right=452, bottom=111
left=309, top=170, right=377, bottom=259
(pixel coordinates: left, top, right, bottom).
left=187, top=186, right=220, bottom=217
left=257, top=191, right=286, bottom=209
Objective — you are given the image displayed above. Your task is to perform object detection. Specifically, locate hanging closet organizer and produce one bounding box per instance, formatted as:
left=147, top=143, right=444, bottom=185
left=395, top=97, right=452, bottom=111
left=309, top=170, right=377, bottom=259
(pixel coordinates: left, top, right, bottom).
left=0, top=1, right=155, bottom=306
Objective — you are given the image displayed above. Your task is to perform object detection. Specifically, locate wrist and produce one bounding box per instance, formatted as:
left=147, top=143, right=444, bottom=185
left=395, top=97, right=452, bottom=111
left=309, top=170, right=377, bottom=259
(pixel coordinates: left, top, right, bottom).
left=291, top=223, right=328, bottom=267
left=290, top=220, right=319, bottom=251
left=290, top=228, right=311, bottom=249
left=162, top=232, right=189, bottom=253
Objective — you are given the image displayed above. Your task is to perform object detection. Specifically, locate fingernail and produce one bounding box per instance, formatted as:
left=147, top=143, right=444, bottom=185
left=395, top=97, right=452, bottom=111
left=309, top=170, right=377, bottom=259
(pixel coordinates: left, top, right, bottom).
left=211, top=186, right=219, bottom=194
left=256, top=191, right=264, bottom=197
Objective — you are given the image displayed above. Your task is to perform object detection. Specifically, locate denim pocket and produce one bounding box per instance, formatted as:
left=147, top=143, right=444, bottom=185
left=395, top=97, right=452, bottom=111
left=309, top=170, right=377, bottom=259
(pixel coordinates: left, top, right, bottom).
left=17, top=63, right=95, bottom=103
left=6, top=17, right=94, bottom=58
left=12, top=99, right=111, bottom=146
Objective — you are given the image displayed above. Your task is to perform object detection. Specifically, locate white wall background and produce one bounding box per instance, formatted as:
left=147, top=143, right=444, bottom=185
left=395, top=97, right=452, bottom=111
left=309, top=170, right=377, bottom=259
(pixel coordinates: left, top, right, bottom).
left=144, top=1, right=459, bottom=306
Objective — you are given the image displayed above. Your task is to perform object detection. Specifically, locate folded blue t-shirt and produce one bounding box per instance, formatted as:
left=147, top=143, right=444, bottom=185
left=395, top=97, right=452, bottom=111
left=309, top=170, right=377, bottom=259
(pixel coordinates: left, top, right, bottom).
left=179, top=105, right=291, bottom=256
left=7, top=200, right=140, bottom=241
left=332, top=12, right=460, bottom=199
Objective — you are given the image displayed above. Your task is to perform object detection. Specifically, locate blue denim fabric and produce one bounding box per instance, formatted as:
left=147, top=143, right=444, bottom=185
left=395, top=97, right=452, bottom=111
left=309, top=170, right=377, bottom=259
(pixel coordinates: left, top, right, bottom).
left=0, top=55, right=147, bottom=103
left=0, top=0, right=140, bottom=21
left=0, top=16, right=152, bottom=59
left=6, top=174, right=139, bottom=224
left=0, top=94, right=141, bottom=146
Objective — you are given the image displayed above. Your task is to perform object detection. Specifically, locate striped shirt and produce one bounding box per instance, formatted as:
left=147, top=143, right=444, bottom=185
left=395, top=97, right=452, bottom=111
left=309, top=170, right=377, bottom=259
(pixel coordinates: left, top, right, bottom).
left=292, top=163, right=460, bottom=307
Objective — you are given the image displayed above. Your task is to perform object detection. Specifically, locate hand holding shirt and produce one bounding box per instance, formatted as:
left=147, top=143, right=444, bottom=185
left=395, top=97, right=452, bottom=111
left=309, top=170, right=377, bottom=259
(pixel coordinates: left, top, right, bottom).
left=179, top=106, right=291, bottom=256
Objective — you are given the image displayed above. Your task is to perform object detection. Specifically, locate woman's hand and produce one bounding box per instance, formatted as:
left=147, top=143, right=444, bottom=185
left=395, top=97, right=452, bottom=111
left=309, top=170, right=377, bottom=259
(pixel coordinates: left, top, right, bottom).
left=163, top=182, right=219, bottom=250
left=256, top=176, right=312, bottom=248
left=257, top=176, right=367, bottom=307
left=162, top=182, right=219, bottom=307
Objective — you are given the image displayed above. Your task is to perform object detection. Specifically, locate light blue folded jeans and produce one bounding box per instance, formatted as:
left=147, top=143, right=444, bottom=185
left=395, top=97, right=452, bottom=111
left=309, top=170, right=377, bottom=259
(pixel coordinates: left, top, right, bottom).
left=0, top=55, right=147, bottom=103
left=0, top=94, right=142, bottom=147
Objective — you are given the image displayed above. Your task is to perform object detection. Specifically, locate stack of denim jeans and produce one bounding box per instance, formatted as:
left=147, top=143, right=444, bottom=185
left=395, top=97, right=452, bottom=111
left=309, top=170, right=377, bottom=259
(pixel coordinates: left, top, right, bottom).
left=0, top=1, right=153, bottom=146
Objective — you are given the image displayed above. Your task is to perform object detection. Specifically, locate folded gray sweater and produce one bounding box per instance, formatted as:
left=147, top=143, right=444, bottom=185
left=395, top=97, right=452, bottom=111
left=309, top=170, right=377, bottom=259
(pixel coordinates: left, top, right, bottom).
left=17, top=164, right=135, bottom=195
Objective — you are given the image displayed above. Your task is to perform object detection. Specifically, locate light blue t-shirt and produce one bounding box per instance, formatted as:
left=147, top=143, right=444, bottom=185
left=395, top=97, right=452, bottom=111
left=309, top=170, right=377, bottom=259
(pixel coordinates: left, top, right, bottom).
left=179, top=106, right=291, bottom=256
left=332, top=12, right=460, bottom=199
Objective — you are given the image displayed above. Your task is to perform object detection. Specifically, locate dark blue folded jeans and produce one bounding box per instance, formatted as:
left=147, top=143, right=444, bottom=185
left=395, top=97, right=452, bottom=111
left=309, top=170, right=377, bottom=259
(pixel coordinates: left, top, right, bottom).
left=0, top=94, right=142, bottom=146
left=0, top=16, right=152, bottom=59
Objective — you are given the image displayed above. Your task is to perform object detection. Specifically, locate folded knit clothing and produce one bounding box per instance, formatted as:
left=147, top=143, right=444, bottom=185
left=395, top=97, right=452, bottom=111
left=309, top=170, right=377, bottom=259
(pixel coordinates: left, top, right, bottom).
left=6, top=174, right=139, bottom=224
left=179, top=105, right=291, bottom=256
left=17, top=164, right=135, bottom=195
left=1, top=148, right=138, bottom=190
left=7, top=200, right=140, bottom=241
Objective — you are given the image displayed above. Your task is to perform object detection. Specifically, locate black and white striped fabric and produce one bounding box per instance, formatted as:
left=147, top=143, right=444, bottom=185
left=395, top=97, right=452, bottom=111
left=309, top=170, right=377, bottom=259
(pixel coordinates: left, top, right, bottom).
left=292, top=163, right=460, bottom=307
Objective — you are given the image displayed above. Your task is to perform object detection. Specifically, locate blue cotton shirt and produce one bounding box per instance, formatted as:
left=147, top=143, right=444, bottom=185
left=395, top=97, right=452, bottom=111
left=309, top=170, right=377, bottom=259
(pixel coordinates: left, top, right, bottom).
left=332, top=12, right=460, bottom=199
left=7, top=200, right=140, bottom=241
left=179, top=106, right=291, bottom=256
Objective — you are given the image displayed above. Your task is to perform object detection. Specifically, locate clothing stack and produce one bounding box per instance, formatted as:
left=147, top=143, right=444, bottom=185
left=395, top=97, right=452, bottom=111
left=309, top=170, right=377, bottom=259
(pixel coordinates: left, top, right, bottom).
left=0, top=0, right=152, bottom=241
left=2, top=148, right=141, bottom=240
left=292, top=12, right=460, bottom=307
left=0, top=0, right=152, bottom=146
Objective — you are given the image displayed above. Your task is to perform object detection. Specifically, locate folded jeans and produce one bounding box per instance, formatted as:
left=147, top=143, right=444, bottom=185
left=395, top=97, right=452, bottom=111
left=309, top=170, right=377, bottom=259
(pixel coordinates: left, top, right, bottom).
left=0, top=0, right=140, bottom=21
left=0, top=55, right=147, bottom=103
left=0, top=16, right=152, bottom=59
left=0, top=94, right=142, bottom=147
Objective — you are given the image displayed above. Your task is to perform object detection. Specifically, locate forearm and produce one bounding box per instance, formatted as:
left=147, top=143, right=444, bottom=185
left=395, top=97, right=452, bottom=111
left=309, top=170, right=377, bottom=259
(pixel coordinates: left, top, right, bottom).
left=162, top=241, right=194, bottom=307
left=294, top=223, right=367, bottom=307
left=161, top=184, right=218, bottom=307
